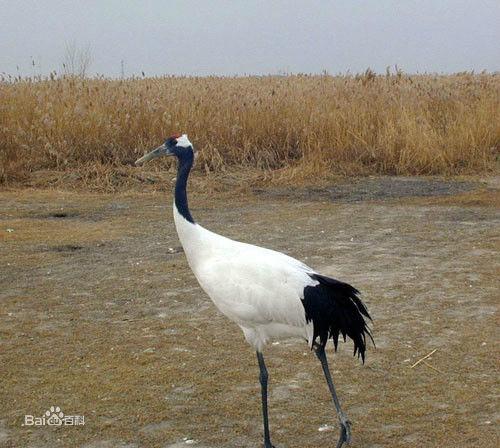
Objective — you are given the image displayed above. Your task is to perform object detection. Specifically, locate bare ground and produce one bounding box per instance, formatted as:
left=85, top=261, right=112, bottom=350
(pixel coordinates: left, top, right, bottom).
left=0, top=177, right=499, bottom=448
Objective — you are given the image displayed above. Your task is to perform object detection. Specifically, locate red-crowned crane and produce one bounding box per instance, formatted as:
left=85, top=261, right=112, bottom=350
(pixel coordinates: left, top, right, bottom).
left=136, top=134, right=373, bottom=448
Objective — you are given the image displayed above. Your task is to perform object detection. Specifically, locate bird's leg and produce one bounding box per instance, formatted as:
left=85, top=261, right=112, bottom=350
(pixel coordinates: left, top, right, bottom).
left=256, top=351, right=275, bottom=448
left=314, top=344, right=352, bottom=448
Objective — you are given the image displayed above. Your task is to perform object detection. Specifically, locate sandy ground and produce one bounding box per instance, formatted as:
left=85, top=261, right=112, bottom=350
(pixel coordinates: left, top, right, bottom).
left=0, top=177, right=499, bottom=448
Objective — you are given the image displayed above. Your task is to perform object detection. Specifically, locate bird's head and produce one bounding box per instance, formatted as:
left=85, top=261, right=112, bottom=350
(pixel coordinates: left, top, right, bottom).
left=135, top=133, right=195, bottom=166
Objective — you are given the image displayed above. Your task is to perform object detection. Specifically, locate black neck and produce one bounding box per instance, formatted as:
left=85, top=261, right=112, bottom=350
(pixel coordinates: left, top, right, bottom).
left=174, top=151, right=195, bottom=223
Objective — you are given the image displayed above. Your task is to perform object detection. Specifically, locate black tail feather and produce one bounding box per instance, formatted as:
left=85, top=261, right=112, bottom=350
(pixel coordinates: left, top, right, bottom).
left=302, top=273, right=373, bottom=363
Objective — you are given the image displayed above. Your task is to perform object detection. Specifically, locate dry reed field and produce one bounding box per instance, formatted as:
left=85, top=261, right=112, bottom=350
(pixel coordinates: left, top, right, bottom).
left=1, top=72, right=499, bottom=188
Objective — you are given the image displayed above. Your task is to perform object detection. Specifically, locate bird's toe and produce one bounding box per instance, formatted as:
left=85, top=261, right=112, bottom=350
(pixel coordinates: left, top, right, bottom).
left=343, top=420, right=352, bottom=444
left=335, top=417, right=352, bottom=448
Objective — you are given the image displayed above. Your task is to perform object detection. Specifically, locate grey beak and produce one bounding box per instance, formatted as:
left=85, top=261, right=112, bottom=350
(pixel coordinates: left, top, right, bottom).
left=135, top=144, right=171, bottom=166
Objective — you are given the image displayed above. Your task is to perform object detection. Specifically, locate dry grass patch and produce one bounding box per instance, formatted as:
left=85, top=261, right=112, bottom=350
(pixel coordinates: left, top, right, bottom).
left=1, top=183, right=498, bottom=447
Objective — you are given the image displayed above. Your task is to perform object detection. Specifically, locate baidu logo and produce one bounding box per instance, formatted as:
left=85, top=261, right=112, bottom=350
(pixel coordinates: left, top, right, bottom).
left=23, top=406, right=85, bottom=426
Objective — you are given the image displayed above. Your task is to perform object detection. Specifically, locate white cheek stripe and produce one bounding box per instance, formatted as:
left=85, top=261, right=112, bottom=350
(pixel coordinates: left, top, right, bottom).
left=176, top=134, right=192, bottom=148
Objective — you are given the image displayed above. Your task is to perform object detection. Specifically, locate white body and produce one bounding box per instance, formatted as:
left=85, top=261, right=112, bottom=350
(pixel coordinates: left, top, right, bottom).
left=173, top=204, right=317, bottom=351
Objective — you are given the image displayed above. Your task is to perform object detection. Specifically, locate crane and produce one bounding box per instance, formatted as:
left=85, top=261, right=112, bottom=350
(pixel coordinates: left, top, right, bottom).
left=135, top=134, right=373, bottom=448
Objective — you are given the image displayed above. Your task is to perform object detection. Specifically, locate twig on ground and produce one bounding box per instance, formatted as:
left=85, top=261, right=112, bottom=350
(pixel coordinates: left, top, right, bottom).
left=410, top=348, right=437, bottom=368
left=422, top=360, right=444, bottom=374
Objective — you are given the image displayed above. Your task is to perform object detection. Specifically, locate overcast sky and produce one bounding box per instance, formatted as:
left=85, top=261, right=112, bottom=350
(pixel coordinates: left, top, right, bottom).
left=1, top=0, right=499, bottom=77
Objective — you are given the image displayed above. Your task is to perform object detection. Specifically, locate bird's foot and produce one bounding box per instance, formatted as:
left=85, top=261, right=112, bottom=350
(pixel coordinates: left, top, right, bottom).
left=263, top=442, right=275, bottom=448
left=336, top=414, right=352, bottom=448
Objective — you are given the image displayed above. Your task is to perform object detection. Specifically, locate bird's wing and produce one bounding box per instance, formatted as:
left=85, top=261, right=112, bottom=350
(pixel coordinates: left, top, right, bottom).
left=193, top=241, right=317, bottom=328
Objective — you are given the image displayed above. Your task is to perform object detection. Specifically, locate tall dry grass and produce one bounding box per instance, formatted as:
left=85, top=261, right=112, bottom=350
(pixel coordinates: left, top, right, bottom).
left=0, top=72, right=499, bottom=187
